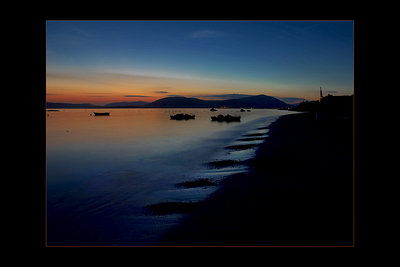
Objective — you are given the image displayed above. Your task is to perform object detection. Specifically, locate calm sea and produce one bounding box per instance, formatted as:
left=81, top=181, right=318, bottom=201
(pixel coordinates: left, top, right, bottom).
left=46, top=108, right=294, bottom=245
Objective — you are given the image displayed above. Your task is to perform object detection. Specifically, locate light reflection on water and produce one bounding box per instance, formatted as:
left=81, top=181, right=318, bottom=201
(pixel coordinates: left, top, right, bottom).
left=46, top=108, right=293, bottom=245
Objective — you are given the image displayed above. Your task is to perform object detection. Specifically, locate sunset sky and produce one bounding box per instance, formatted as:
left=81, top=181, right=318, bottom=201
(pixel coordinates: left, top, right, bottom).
left=46, top=20, right=354, bottom=105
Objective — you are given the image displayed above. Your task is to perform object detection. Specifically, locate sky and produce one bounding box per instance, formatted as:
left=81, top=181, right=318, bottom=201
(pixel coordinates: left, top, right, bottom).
left=46, top=20, right=354, bottom=105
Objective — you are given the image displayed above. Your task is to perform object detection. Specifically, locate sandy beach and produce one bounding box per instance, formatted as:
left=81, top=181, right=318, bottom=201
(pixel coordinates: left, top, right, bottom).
left=156, top=112, right=354, bottom=246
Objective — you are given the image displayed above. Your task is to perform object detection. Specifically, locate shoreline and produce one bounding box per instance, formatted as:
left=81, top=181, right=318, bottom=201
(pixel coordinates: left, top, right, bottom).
left=155, top=112, right=353, bottom=246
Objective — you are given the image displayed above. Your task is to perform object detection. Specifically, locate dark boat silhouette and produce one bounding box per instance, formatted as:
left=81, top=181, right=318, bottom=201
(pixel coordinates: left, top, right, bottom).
left=210, top=108, right=217, bottom=111
left=93, top=112, right=110, bottom=116
left=240, top=108, right=245, bottom=112
left=170, top=113, right=195, bottom=120
left=211, top=114, right=241, bottom=122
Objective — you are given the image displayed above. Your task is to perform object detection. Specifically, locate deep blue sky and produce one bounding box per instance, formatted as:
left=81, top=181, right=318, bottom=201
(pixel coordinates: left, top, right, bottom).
left=46, top=21, right=354, bottom=104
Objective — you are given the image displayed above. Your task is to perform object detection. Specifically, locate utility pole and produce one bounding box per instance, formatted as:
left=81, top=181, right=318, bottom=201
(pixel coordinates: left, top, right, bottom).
left=320, top=87, right=323, bottom=100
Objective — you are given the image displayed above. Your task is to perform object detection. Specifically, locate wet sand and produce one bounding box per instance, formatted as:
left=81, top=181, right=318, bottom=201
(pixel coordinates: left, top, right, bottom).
left=156, top=112, right=354, bottom=246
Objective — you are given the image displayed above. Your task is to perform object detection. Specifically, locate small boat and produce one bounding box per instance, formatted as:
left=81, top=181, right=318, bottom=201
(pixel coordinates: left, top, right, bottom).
left=93, top=112, right=110, bottom=116
left=211, top=114, right=241, bottom=122
left=210, top=108, right=217, bottom=111
left=240, top=108, right=245, bottom=112
left=170, top=113, right=195, bottom=120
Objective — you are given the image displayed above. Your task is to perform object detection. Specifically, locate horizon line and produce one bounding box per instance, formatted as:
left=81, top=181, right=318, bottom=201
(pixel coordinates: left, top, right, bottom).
left=45, top=94, right=318, bottom=106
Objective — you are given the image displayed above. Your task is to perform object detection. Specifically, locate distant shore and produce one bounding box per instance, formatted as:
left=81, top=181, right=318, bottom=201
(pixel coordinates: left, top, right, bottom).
left=156, top=112, right=354, bottom=246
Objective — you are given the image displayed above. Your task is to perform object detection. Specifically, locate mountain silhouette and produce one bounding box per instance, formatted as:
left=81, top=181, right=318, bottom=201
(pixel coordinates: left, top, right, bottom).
left=147, top=95, right=290, bottom=108
left=46, top=102, right=102, bottom=109
left=147, top=97, right=210, bottom=108
left=104, top=101, right=149, bottom=108
left=218, top=95, right=289, bottom=108
left=46, top=95, right=291, bottom=109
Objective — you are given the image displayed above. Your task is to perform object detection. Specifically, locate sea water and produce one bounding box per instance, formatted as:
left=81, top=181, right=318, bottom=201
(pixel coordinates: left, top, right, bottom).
left=46, top=108, right=294, bottom=245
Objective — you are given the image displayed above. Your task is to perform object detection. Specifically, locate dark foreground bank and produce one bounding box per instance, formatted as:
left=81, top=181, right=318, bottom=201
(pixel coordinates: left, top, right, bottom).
left=156, top=112, right=353, bottom=246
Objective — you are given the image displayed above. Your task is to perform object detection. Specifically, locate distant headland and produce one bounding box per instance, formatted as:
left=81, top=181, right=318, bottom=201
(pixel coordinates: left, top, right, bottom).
left=46, top=95, right=293, bottom=109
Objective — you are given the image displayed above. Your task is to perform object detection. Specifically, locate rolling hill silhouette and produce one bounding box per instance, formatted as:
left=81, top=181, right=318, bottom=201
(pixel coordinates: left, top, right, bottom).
left=147, top=95, right=289, bottom=108
left=46, top=102, right=102, bottom=109
left=46, top=95, right=291, bottom=109
left=103, top=101, right=149, bottom=108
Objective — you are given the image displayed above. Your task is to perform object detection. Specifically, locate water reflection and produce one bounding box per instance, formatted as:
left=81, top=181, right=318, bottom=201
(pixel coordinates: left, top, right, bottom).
left=46, top=108, right=294, bottom=245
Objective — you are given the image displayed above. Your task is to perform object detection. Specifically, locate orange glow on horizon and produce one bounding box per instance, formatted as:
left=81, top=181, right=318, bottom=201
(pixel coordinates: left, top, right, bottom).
left=46, top=70, right=325, bottom=105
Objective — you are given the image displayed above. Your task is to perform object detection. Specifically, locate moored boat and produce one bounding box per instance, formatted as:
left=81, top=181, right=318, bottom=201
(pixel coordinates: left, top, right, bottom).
left=211, top=114, right=241, bottom=122
left=93, top=112, right=110, bottom=116
left=170, top=113, right=195, bottom=120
